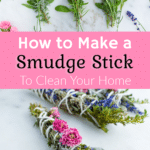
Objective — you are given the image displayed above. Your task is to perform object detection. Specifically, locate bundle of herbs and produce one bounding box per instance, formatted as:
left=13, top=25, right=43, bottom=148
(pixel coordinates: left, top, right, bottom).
left=55, top=0, right=89, bottom=31
left=29, top=103, right=104, bottom=150
left=22, top=0, right=54, bottom=31
left=95, top=0, right=127, bottom=30
left=32, top=89, right=148, bottom=133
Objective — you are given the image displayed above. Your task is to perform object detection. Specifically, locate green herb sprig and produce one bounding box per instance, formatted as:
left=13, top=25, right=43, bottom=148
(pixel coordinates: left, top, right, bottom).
left=22, top=0, right=54, bottom=31
left=55, top=0, right=89, bottom=31
left=86, top=106, right=147, bottom=133
left=95, top=0, right=127, bottom=30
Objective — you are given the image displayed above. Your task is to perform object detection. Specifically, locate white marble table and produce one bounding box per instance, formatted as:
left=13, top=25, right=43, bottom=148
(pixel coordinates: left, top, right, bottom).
left=0, top=1, right=150, bottom=150
left=0, top=89, right=150, bottom=150
left=0, top=0, right=150, bottom=31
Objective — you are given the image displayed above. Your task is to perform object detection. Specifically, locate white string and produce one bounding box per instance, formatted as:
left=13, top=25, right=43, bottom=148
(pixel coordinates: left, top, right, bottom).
left=46, top=125, right=53, bottom=138
left=79, top=94, right=86, bottom=114
left=80, top=98, right=98, bottom=116
left=53, top=132, right=59, bottom=144
left=107, top=91, right=114, bottom=99
left=41, top=118, right=55, bottom=135
left=33, top=89, right=41, bottom=98
left=87, top=112, right=100, bottom=128
left=50, top=89, right=58, bottom=104
left=115, top=93, right=127, bottom=107
left=89, top=89, right=105, bottom=98
left=34, top=107, right=45, bottom=112
left=106, top=90, right=127, bottom=108
left=58, top=89, right=78, bottom=114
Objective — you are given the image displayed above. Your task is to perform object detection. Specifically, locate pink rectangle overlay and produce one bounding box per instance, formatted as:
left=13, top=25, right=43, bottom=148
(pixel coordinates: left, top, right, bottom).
left=0, top=32, right=150, bottom=89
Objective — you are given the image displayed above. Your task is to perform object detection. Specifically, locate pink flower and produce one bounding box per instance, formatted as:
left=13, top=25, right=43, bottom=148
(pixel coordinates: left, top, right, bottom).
left=49, top=107, right=60, bottom=118
left=0, top=21, right=11, bottom=29
left=75, top=89, right=88, bottom=93
left=10, top=27, right=18, bottom=32
left=53, top=118, right=68, bottom=133
left=59, top=128, right=82, bottom=147
left=112, top=89, right=118, bottom=92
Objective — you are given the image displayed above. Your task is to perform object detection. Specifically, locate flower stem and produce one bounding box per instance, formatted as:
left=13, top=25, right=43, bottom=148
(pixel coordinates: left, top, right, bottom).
left=40, top=6, right=50, bottom=24
left=137, top=20, right=146, bottom=32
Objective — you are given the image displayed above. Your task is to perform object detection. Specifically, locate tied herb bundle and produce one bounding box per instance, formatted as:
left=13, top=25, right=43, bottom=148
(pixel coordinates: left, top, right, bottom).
left=55, top=0, right=89, bottom=31
left=22, top=0, right=54, bottom=31
left=32, top=89, right=148, bottom=133
left=29, top=103, right=104, bottom=150
left=95, top=0, right=127, bottom=30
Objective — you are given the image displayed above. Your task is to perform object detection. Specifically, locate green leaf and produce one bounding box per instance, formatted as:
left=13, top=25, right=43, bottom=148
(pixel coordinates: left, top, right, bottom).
left=22, top=4, right=35, bottom=9
left=82, top=2, right=88, bottom=6
left=48, top=0, right=54, bottom=4
left=68, top=0, right=73, bottom=4
left=116, top=0, right=121, bottom=6
left=95, top=3, right=103, bottom=9
left=27, top=1, right=34, bottom=5
left=55, top=5, right=71, bottom=12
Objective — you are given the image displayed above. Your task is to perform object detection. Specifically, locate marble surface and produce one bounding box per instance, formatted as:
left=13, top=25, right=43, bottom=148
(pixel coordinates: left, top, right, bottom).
left=0, top=0, right=150, bottom=31
left=0, top=1, right=150, bottom=150
left=0, top=89, right=150, bottom=150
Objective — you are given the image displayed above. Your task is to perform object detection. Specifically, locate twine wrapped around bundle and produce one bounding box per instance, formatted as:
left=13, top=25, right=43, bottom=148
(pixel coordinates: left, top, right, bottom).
left=29, top=103, right=104, bottom=150
left=32, top=89, right=148, bottom=132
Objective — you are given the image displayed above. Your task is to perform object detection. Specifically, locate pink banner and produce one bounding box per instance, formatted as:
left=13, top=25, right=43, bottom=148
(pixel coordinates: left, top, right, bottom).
left=0, top=32, right=150, bottom=89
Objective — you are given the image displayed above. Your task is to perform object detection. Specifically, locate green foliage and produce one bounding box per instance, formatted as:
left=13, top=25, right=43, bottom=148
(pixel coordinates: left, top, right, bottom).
left=0, top=26, right=11, bottom=32
left=29, top=103, right=43, bottom=117
left=22, top=0, right=54, bottom=31
left=119, top=89, right=129, bottom=93
left=86, top=106, right=147, bottom=133
left=55, top=5, right=71, bottom=12
left=132, top=98, right=149, bottom=104
left=95, top=0, right=127, bottom=30
left=55, top=0, right=89, bottom=31
left=120, top=89, right=149, bottom=104
left=127, top=96, right=149, bottom=104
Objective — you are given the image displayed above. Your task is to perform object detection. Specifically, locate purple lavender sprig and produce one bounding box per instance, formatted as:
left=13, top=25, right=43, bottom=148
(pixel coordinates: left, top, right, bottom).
left=85, top=92, right=144, bottom=115
left=121, top=100, right=143, bottom=115
left=126, top=11, right=146, bottom=31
